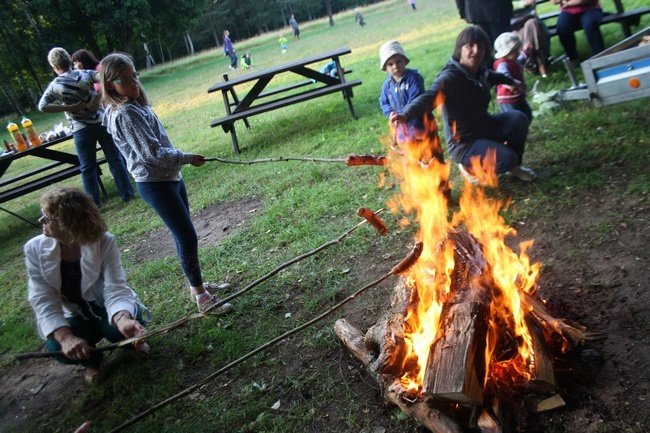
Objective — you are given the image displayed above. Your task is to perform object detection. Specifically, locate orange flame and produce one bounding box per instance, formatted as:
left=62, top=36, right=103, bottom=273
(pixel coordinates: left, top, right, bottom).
left=386, top=112, right=541, bottom=392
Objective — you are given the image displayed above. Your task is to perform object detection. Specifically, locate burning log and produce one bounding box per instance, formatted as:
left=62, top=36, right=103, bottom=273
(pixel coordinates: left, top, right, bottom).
left=335, top=319, right=463, bottom=433
left=423, top=232, right=492, bottom=405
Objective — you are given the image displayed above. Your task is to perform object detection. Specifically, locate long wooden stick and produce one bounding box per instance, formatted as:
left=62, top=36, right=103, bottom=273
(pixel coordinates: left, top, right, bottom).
left=201, top=209, right=383, bottom=315
left=109, top=240, right=423, bottom=432
left=202, top=156, right=346, bottom=164
left=2, top=212, right=383, bottom=361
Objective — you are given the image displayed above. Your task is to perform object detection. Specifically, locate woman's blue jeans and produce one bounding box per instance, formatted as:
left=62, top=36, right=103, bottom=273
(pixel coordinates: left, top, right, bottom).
left=136, top=180, right=203, bottom=286
left=556, top=8, right=604, bottom=59
left=73, top=123, right=134, bottom=207
left=460, top=110, right=530, bottom=174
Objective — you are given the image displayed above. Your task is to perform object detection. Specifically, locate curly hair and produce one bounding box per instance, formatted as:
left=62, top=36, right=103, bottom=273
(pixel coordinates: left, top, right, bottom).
left=71, top=49, right=100, bottom=70
left=100, top=52, right=150, bottom=107
left=40, top=187, right=107, bottom=245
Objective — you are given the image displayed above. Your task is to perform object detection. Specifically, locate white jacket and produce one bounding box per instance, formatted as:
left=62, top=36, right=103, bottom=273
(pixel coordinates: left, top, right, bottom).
left=25, top=232, right=141, bottom=340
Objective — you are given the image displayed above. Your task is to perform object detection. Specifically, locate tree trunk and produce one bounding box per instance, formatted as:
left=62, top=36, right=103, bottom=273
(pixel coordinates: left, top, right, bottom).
left=325, top=0, right=335, bottom=26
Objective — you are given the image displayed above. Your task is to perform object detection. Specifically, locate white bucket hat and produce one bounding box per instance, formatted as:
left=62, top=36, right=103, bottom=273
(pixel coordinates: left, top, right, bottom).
left=379, top=40, right=410, bottom=71
left=494, top=32, right=522, bottom=59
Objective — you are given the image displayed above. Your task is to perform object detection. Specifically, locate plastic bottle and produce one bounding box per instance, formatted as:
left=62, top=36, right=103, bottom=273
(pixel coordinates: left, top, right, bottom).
left=7, top=121, right=28, bottom=152
left=21, top=117, right=42, bottom=146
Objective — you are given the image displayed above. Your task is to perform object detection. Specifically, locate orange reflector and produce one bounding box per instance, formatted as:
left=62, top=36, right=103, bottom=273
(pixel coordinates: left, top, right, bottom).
left=629, top=77, right=640, bottom=89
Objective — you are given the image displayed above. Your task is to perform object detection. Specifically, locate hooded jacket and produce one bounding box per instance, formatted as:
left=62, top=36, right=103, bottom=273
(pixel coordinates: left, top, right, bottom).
left=25, top=233, right=141, bottom=340
left=401, top=57, right=514, bottom=162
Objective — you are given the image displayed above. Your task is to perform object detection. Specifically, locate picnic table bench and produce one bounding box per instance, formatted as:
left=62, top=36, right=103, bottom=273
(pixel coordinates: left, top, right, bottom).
left=535, top=0, right=650, bottom=38
left=0, top=134, right=107, bottom=213
left=208, top=47, right=362, bottom=154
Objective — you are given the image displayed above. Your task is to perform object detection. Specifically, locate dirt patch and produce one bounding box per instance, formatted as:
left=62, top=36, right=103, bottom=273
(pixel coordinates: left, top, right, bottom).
left=126, top=195, right=262, bottom=260
left=1, top=188, right=648, bottom=432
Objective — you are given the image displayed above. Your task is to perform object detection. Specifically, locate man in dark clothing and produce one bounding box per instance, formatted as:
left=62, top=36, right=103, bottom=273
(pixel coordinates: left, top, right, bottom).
left=456, top=0, right=513, bottom=47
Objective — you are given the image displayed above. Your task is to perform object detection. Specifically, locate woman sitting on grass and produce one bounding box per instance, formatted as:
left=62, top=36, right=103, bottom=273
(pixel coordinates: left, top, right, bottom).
left=25, top=186, right=150, bottom=384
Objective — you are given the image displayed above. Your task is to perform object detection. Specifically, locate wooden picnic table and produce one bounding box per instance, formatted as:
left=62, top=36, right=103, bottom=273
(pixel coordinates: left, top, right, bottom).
left=0, top=134, right=107, bottom=209
left=208, top=46, right=362, bottom=154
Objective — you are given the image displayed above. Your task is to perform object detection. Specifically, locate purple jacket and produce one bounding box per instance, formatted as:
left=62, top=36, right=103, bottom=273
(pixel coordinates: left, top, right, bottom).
left=223, top=36, right=234, bottom=54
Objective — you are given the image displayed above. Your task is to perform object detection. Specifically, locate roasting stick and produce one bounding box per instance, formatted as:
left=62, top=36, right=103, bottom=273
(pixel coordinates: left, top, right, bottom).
left=2, top=210, right=389, bottom=361
left=202, top=154, right=387, bottom=166
left=108, top=241, right=424, bottom=433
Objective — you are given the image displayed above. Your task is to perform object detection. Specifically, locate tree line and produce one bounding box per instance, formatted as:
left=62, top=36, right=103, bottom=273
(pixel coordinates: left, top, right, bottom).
left=0, top=0, right=381, bottom=116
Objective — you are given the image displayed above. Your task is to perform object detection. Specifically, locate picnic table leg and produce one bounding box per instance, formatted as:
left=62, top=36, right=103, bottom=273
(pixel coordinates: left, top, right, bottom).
left=229, top=123, right=241, bottom=154
left=96, top=164, right=108, bottom=197
left=222, top=74, right=251, bottom=130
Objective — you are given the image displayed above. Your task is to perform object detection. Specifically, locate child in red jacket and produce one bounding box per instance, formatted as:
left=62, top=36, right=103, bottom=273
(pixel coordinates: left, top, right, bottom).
left=493, top=32, right=533, bottom=123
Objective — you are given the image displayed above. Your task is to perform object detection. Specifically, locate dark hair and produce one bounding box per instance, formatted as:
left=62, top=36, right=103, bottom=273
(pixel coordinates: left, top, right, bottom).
left=453, top=26, right=491, bottom=61
left=100, top=52, right=150, bottom=107
left=40, top=186, right=107, bottom=244
left=71, top=49, right=100, bottom=70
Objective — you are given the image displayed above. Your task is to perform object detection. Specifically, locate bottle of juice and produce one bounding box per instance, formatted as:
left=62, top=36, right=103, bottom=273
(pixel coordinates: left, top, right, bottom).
left=7, top=121, right=28, bottom=152
left=21, top=117, right=42, bottom=146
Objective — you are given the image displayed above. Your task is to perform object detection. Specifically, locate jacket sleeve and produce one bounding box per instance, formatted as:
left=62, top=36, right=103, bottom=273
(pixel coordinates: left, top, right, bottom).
left=98, top=234, right=139, bottom=323
left=25, top=238, right=69, bottom=340
left=379, top=81, right=393, bottom=117
left=488, top=70, right=515, bottom=86
left=402, top=74, right=443, bottom=122
left=111, top=105, right=189, bottom=172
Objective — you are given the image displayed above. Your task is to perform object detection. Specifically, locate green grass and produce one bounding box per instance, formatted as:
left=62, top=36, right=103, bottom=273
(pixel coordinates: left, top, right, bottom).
left=1, top=0, right=649, bottom=431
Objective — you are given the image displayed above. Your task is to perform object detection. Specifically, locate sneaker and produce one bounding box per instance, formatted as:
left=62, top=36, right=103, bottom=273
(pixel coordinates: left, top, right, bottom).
left=134, top=342, right=151, bottom=360
left=508, top=165, right=536, bottom=182
left=204, top=282, right=232, bottom=292
left=458, top=164, right=480, bottom=185
left=198, top=294, right=234, bottom=315
left=84, top=367, right=102, bottom=385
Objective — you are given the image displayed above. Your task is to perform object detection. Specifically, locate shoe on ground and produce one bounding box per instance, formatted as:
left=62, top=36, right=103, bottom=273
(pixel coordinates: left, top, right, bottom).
left=84, top=367, right=102, bottom=385
left=134, top=342, right=151, bottom=360
left=204, top=282, right=232, bottom=291
left=508, top=165, right=536, bottom=182
left=198, top=294, right=234, bottom=315
left=458, top=164, right=480, bottom=185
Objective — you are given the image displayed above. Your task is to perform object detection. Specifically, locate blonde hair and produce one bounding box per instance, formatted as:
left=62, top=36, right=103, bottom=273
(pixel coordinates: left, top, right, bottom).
left=100, top=52, right=150, bottom=107
left=47, top=47, right=72, bottom=70
left=40, top=187, right=107, bottom=245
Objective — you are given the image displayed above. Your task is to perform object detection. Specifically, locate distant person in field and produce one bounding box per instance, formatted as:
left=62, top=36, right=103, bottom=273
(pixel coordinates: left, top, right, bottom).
left=355, top=8, right=366, bottom=26
left=25, top=187, right=150, bottom=385
left=241, top=51, right=254, bottom=69
left=289, top=14, right=300, bottom=39
left=279, top=34, right=288, bottom=53
left=223, top=30, right=237, bottom=69
left=408, top=0, right=417, bottom=11
left=100, top=52, right=234, bottom=315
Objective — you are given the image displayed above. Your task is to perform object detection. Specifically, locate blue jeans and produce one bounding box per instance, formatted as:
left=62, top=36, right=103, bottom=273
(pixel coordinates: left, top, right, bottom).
left=137, top=180, right=203, bottom=286
left=46, top=303, right=146, bottom=369
left=226, top=50, right=238, bottom=68
left=74, top=123, right=134, bottom=207
left=460, top=111, right=529, bottom=174
left=499, top=100, right=533, bottom=124
left=556, top=8, right=604, bottom=60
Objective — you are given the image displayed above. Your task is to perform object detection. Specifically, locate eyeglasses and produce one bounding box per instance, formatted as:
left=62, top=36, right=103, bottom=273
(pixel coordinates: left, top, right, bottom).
left=41, top=210, right=57, bottom=223
left=112, top=71, right=141, bottom=85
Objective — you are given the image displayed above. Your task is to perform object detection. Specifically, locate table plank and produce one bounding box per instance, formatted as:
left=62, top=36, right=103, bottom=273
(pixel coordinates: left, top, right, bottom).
left=207, top=47, right=352, bottom=92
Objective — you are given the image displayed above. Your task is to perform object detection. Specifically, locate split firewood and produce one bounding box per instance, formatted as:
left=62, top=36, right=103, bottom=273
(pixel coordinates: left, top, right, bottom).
left=477, top=409, right=502, bottom=433
left=335, top=319, right=463, bottom=433
left=536, top=394, right=565, bottom=412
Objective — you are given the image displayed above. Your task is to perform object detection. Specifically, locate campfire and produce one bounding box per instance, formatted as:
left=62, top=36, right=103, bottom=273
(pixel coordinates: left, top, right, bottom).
left=335, top=116, right=587, bottom=432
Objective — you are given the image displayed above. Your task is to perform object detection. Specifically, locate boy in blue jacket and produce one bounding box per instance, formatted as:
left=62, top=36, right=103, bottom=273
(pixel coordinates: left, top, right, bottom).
left=379, top=40, right=449, bottom=198
left=379, top=40, right=444, bottom=165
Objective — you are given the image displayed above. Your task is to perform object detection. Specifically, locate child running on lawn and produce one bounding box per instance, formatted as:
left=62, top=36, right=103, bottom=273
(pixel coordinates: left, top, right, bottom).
left=100, top=52, right=233, bottom=315
left=279, top=34, right=288, bottom=53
